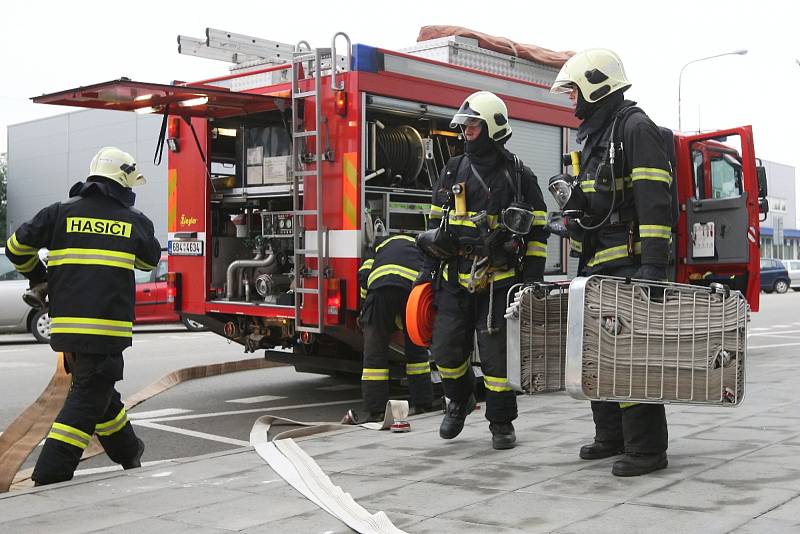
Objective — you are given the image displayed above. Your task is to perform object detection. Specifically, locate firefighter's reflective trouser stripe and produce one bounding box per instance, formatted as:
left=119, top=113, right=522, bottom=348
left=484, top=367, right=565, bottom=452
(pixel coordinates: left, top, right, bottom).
left=587, top=264, right=668, bottom=454
left=430, top=283, right=517, bottom=423
left=361, top=288, right=433, bottom=415
left=50, top=317, right=133, bottom=338
left=32, top=352, right=141, bottom=486
left=5, top=233, right=40, bottom=272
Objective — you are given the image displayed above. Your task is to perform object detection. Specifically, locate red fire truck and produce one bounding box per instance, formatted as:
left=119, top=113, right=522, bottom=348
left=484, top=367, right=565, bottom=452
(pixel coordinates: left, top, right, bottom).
left=31, top=29, right=768, bottom=375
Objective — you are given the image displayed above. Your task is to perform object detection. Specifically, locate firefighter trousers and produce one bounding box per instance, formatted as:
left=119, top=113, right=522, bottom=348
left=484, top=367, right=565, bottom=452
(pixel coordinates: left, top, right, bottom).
left=361, top=287, right=433, bottom=415
left=588, top=263, right=668, bottom=454
left=430, top=282, right=517, bottom=423
left=32, top=352, right=141, bottom=485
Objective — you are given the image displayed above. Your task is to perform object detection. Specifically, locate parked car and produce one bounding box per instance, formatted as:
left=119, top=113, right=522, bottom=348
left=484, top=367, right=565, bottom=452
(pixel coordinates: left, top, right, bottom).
left=760, top=258, right=791, bottom=294
left=0, top=247, right=49, bottom=341
left=780, top=259, right=800, bottom=291
left=31, top=255, right=205, bottom=343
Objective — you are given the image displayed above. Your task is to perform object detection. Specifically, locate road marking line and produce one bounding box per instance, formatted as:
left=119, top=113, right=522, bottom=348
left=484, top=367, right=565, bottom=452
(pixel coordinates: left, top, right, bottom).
left=132, top=420, right=250, bottom=446
left=0, top=362, right=45, bottom=369
left=73, top=459, right=173, bottom=477
left=129, top=408, right=194, bottom=419
left=226, top=395, right=287, bottom=404
left=750, top=342, right=800, bottom=350
left=0, top=348, right=27, bottom=353
left=142, top=398, right=361, bottom=423
left=748, top=330, right=800, bottom=337
left=750, top=327, right=771, bottom=331
left=317, top=384, right=360, bottom=392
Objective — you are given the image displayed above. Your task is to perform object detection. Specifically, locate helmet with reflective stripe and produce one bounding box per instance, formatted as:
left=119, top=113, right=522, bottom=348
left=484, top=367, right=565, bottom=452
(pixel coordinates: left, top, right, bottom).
left=450, top=91, right=512, bottom=141
left=550, top=48, right=631, bottom=103
left=89, top=147, right=146, bottom=188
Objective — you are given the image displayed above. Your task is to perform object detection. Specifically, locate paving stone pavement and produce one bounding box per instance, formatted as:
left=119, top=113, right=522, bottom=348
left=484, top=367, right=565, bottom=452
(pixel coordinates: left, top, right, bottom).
left=2, top=349, right=800, bottom=533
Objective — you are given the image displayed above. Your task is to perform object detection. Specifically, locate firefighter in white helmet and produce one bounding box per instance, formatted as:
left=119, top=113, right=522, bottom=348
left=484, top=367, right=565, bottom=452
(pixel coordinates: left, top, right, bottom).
left=5, top=146, right=161, bottom=485
left=416, top=91, right=549, bottom=450
left=550, top=49, right=672, bottom=476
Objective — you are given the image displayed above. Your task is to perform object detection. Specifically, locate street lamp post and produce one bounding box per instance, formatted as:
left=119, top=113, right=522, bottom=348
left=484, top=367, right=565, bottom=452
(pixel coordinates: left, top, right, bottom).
left=678, top=49, right=748, bottom=132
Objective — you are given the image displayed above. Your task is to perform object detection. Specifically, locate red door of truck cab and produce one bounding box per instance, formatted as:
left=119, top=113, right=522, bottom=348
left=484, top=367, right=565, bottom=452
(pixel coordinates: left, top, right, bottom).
left=674, top=126, right=762, bottom=310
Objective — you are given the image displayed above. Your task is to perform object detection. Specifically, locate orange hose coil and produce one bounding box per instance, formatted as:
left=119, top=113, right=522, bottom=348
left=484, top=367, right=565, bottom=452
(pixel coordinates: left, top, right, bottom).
left=406, top=282, right=436, bottom=347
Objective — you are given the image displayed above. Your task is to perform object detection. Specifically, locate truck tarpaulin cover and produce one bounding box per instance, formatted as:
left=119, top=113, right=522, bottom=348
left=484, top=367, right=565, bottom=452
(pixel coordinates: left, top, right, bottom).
left=417, top=26, right=574, bottom=68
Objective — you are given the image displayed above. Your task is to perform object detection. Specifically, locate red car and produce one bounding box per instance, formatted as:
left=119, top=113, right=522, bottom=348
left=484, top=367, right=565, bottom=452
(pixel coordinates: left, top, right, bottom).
left=33, top=255, right=204, bottom=343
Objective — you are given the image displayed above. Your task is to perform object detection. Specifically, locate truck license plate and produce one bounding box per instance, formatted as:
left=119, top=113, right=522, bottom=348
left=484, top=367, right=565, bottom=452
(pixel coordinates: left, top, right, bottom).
left=168, top=239, right=204, bottom=256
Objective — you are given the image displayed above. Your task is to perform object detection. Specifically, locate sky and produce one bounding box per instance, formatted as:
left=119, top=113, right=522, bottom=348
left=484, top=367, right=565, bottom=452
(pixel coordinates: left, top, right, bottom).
left=1, top=1, right=797, bottom=192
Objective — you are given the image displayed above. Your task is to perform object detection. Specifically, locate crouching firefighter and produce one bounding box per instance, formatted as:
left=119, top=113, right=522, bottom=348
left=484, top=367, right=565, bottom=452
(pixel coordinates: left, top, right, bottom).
left=550, top=49, right=672, bottom=476
left=5, top=147, right=161, bottom=485
left=417, top=91, right=549, bottom=450
left=342, top=234, right=434, bottom=424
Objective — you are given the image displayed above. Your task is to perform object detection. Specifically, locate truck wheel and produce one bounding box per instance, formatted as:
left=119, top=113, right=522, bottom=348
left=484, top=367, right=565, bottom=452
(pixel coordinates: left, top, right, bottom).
left=182, top=316, right=207, bottom=332
left=774, top=279, right=790, bottom=294
left=31, top=308, right=51, bottom=343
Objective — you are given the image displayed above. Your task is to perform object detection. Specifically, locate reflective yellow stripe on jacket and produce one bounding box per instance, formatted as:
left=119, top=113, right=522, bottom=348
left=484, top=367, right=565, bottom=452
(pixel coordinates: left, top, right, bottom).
left=639, top=225, right=672, bottom=239
left=375, top=235, right=415, bottom=251
left=526, top=241, right=547, bottom=258
left=50, top=316, right=133, bottom=338
left=367, top=264, right=418, bottom=287
left=580, top=177, right=631, bottom=193
left=631, top=167, right=672, bottom=185
left=586, top=242, right=642, bottom=268
left=6, top=233, right=37, bottom=256
left=48, top=248, right=136, bottom=270
left=532, top=210, right=547, bottom=227
left=429, top=205, right=444, bottom=219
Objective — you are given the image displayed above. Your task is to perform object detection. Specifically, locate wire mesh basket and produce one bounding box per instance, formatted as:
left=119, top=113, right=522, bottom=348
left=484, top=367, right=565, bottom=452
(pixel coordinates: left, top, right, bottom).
left=565, top=276, right=748, bottom=406
left=505, top=282, right=570, bottom=393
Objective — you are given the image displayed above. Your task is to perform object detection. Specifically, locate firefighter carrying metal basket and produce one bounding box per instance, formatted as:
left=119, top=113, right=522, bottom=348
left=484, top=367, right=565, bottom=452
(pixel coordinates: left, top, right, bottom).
left=549, top=48, right=674, bottom=476
left=415, top=91, right=549, bottom=450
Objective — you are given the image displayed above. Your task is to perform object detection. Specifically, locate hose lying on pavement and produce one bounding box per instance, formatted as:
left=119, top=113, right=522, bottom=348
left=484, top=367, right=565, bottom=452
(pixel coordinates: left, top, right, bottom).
left=0, top=352, right=284, bottom=492
left=249, top=400, right=409, bottom=534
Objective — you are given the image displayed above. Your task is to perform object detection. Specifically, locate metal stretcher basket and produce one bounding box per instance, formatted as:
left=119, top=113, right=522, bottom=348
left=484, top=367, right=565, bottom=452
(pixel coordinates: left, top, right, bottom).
left=565, top=276, right=748, bottom=406
left=505, top=282, right=570, bottom=393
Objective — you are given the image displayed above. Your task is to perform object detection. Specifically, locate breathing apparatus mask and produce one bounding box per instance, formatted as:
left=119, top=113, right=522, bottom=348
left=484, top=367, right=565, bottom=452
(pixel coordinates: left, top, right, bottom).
left=547, top=172, right=586, bottom=217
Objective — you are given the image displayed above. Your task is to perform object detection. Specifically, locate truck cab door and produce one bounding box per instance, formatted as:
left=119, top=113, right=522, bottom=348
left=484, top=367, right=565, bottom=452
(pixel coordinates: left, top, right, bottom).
left=676, top=127, right=761, bottom=310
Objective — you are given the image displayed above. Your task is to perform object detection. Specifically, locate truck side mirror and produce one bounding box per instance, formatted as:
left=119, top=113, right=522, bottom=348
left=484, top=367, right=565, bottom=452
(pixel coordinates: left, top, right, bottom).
left=756, top=165, right=768, bottom=198
left=758, top=197, right=769, bottom=221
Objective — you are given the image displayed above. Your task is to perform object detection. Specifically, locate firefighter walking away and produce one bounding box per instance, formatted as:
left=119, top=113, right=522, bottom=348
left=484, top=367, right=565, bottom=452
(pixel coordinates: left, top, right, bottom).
left=5, top=147, right=162, bottom=485
left=343, top=234, right=434, bottom=424
left=417, top=91, right=549, bottom=449
left=550, top=49, right=672, bottom=476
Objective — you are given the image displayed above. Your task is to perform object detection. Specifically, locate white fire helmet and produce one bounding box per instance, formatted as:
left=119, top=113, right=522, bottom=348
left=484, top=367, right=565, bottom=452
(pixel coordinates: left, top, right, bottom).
left=450, top=91, right=512, bottom=141
left=88, top=147, right=146, bottom=188
left=551, top=48, right=631, bottom=103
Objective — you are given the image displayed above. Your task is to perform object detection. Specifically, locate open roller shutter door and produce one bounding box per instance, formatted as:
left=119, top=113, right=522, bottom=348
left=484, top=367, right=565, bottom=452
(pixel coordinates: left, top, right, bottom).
left=505, top=120, right=562, bottom=274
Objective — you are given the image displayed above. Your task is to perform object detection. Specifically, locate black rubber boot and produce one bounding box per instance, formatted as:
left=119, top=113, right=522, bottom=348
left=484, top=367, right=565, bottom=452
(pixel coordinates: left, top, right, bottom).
left=121, top=438, right=145, bottom=470
left=489, top=422, right=516, bottom=450
left=439, top=394, right=476, bottom=439
left=579, top=441, right=625, bottom=460
left=612, top=452, right=668, bottom=477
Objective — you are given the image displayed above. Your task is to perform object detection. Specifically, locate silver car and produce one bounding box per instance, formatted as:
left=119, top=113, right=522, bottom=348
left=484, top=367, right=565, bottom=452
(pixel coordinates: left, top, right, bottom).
left=0, top=247, right=50, bottom=342
left=781, top=259, right=800, bottom=291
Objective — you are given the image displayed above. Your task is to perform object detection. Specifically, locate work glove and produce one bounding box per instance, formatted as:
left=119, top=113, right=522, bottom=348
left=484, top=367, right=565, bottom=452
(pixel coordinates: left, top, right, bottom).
left=633, top=264, right=667, bottom=282
left=22, top=282, right=48, bottom=310
left=413, top=268, right=435, bottom=287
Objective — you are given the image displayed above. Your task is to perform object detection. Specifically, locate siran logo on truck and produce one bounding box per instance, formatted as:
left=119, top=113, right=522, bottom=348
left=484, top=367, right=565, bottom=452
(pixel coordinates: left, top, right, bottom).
left=66, top=217, right=131, bottom=238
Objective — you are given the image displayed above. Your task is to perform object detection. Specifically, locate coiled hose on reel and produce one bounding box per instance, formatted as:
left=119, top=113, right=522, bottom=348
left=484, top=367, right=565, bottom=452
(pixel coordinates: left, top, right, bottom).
left=376, top=125, right=424, bottom=187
